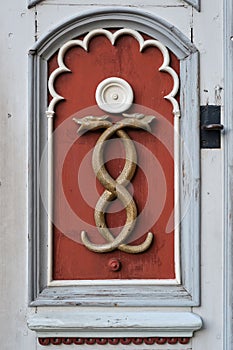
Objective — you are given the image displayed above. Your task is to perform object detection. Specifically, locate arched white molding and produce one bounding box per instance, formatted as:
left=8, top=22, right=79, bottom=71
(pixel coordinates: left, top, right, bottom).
left=28, top=8, right=200, bottom=310
left=30, top=8, right=197, bottom=59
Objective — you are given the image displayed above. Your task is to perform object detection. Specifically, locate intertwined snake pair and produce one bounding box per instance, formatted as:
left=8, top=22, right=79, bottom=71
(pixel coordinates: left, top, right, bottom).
left=73, top=114, right=155, bottom=253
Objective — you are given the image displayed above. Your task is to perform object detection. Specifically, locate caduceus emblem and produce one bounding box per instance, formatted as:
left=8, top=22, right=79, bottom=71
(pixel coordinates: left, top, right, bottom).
left=73, top=113, right=155, bottom=254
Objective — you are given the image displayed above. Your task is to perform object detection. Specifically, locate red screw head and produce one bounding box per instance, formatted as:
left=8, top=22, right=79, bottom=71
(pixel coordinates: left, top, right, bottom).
left=108, top=258, right=121, bottom=272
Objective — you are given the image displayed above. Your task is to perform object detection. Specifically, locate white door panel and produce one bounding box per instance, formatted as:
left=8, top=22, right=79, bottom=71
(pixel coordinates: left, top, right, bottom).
left=0, top=0, right=227, bottom=349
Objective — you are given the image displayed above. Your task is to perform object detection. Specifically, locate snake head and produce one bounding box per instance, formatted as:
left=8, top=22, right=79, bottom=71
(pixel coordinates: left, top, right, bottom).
left=121, top=114, right=156, bottom=132
left=123, top=113, right=146, bottom=119
left=73, top=115, right=112, bottom=132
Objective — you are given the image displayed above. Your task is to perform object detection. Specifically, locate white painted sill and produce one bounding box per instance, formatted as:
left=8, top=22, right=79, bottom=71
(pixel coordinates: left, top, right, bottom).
left=28, top=310, right=202, bottom=338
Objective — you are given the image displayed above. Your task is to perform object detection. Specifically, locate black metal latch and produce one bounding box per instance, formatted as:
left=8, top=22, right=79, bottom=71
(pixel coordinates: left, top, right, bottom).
left=200, top=105, right=224, bottom=148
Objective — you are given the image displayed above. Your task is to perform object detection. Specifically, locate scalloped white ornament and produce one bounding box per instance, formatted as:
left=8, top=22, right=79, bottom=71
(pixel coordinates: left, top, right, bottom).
left=47, top=28, right=180, bottom=118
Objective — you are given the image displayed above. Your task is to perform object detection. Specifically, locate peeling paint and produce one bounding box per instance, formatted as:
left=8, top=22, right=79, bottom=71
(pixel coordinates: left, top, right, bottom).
left=215, top=84, right=223, bottom=105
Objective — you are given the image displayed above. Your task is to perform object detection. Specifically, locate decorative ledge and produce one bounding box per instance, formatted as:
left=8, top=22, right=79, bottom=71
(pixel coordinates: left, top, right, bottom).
left=28, top=310, right=202, bottom=338
left=38, top=337, right=191, bottom=346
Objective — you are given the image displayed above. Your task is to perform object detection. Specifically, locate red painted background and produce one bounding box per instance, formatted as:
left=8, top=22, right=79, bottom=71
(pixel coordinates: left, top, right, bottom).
left=48, top=30, right=180, bottom=280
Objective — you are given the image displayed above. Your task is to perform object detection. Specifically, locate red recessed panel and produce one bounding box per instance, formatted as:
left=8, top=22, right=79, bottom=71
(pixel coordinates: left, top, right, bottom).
left=49, top=31, right=180, bottom=280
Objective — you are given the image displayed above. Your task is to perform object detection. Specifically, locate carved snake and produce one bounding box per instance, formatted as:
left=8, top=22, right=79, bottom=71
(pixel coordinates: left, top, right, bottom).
left=73, top=115, right=154, bottom=253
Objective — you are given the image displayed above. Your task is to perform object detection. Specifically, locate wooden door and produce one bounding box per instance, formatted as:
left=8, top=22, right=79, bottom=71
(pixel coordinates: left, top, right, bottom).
left=0, top=1, right=227, bottom=350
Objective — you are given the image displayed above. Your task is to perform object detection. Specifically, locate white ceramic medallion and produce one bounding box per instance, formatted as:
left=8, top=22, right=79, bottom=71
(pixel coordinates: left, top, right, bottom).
left=95, top=77, right=134, bottom=113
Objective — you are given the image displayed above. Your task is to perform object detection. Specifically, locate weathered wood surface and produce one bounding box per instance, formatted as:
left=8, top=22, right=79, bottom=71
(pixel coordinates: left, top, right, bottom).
left=0, top=1, right=36, bottom=349
left=0, top=0, right=225, bottom=349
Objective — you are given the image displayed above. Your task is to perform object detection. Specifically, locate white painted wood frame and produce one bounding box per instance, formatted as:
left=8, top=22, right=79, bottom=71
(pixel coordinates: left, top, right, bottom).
left=27, top=7, right=202, bottom=338
left=28, top=7, right=200, bottom=308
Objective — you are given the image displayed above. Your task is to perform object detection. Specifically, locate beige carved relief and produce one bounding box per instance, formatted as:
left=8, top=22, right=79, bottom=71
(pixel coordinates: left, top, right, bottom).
left=73, top=114, right=155, bottom=253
